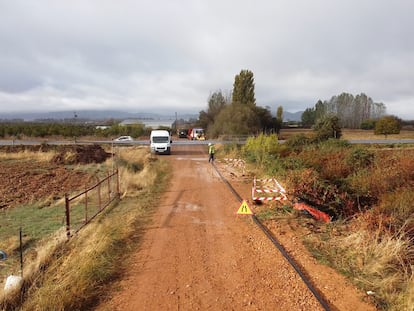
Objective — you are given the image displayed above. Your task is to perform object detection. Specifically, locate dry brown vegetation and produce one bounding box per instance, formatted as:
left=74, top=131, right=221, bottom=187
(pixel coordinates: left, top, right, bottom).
left=279, top=128, right=414, bottom=141
left=238, top=131, right=414, bottom=310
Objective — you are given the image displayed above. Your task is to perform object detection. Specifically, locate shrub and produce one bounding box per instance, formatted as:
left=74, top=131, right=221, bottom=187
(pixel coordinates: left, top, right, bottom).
left=360, top=118, right=376, bottom=130
left=284, top=134, right=312, bottom=152
left=242, top=133, right=279, bottom=165
left=223, top=142, right=240, bottom=154
left=375, top=115, right=402, bottom=137
left=313, top=114, right=342, bottom=141
left=345, top=148, right=374, bottom=171
left=317, top=138, right=350, bottom=150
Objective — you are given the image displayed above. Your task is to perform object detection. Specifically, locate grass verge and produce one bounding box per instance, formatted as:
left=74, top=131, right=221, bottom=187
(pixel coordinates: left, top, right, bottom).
left=304, top=222, right=414, bottom=311
left=1, top=146, right=171, bottom=310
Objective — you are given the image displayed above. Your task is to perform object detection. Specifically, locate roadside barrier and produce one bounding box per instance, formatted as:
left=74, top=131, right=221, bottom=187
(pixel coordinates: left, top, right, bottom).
left=223, top=158, right=246, bottom=174
left=223, top=158, right=246, bottom=167
left=251, top=177, right=331, bottom=222
left=252, top=177, right=288, bottom=202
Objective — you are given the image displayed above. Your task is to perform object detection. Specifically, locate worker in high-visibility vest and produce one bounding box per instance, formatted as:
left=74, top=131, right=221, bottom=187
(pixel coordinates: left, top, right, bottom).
left=208, top=143, right=215, bottom=163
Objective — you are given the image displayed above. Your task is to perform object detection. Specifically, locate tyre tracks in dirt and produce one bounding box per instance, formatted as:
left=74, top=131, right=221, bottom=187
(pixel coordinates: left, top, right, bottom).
left=96, top=144, right=376, bottom=311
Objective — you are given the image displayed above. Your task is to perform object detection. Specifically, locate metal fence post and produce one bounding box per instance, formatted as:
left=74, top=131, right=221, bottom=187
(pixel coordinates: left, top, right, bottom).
left=65, top=194, right=71, bottom=239
left=98, top=182, right=102, bottom=211
left=107, top=171, right=111, bottom=200
left=85, top=187, right=88, bottom=224
left=116, top=169, right=120, bottom=197
left=19, top=227, right=23, bottom=278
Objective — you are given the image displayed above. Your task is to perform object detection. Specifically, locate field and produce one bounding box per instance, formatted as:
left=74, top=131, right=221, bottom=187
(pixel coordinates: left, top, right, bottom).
left=0, top=144, right=114, bottom=301
left=279, top=128, right=414, bottom=140
left=0, top=145, right=111, bottom=210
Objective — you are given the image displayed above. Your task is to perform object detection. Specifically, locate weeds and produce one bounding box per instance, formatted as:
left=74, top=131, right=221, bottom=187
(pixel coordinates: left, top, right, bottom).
left=0, top=149, right=55, bottom=162
left=242, top=133, right=280, bottom=166
left=305, top=225, right=414, bottom=310
left=256, top=204, right=294, bottom=221
left=224, top=133, right=414, bottom=310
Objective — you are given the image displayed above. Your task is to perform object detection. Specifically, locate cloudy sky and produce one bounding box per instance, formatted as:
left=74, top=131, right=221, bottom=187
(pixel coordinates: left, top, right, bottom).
left=1, top=0, right=413, bottom=119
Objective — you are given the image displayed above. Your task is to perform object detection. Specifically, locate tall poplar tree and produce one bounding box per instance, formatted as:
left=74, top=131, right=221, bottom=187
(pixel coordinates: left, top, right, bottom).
left=232, top=69, right=256, bottom=106
left=275, top=106, right=283, bottom=134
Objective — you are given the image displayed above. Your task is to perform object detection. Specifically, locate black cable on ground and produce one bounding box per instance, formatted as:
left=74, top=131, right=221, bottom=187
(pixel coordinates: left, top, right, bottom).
left=212, top=162, right=331, bottom=311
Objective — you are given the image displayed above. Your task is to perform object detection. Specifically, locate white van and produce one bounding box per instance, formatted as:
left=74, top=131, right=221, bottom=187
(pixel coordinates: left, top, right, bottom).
left=150, top=130, right=172, bottom=154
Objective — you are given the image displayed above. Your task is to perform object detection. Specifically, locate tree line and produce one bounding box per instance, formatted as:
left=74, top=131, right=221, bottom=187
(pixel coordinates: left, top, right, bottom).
left=0, top=122, right=147, bottom=139
left=301, top=93, right=404, bottom=136
left=301, top=93, right=387, bottom=128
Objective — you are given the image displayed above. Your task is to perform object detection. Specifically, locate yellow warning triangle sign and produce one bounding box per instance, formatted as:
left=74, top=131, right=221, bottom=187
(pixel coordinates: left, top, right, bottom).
left=237, top=200, right=253, bottom=215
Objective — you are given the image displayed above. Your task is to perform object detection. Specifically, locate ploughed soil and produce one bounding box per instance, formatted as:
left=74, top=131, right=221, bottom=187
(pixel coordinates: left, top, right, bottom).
left=0, top=145, right=111, bottom=209
left=95, top=144, right=377, bottom=311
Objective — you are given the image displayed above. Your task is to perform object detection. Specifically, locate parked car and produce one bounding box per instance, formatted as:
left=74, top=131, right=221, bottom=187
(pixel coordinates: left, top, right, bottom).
left=178, top=128, right=188, bottom=138
left=113, top=136, right=133, bottom=142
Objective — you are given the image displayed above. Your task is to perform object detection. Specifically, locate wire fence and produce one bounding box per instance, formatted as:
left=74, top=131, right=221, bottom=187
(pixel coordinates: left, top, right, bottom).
left=0, top=170, right=120, bottom=296
left=65, top=169, right=120, bottom=238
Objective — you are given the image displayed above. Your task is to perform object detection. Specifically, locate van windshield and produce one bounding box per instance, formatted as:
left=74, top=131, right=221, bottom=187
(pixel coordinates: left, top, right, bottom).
left=153, top=136, right=169, bottom=143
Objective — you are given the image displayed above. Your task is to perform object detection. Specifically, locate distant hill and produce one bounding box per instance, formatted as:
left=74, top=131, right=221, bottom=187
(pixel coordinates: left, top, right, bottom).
left=0, top=110, right=198, bottom=122
left=0, top=109, right=302, bottom=123
left=283, top=111, right=303, bottom=122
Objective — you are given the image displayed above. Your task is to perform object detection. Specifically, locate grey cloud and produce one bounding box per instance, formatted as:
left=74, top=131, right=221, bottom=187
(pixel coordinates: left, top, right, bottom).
left=0, top=0, right=413, bottom=118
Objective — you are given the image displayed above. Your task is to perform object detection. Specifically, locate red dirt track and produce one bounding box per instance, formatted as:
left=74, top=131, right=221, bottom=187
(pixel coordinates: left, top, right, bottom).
left=96, top=144, right=376, bottom=311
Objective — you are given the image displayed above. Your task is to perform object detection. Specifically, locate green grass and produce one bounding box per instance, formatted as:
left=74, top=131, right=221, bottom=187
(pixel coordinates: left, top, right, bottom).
left=0, top=203, right=65, bottom=242
left=0, top=189, right=110, bottom=250
left=256, top=204, right=293, bottom=221
left=1, top=150, right=172, bottom=310
left=0, top=202, right=67, bottom=288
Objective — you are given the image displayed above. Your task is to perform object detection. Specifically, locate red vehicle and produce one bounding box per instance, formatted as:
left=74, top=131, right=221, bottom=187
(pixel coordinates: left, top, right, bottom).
left=188, top=128, right=205, bottom=140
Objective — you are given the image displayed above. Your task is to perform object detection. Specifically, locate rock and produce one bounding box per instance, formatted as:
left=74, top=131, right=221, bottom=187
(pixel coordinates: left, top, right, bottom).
left=4, top=275, right=23, bottom=295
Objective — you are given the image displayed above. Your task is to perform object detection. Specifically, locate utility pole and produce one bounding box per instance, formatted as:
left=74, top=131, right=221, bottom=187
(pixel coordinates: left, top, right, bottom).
left=175, top=112, right=178, bottom=134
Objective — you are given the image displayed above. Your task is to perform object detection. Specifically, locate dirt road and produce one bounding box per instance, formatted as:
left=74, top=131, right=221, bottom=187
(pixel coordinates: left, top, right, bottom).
left=97, top=144, right=375, bottom=311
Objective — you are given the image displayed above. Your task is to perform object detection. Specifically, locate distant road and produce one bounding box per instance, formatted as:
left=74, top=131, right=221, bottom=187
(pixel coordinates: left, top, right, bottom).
left=347, top=139, right=414, bottom=144
left=0, top=139, right=215, bottom=146
left=1, top=138, right=414, bottom=146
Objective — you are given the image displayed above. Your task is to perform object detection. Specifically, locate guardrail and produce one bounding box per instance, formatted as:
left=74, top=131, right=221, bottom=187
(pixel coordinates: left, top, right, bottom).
left=217, top=135, right=251, bottom=142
